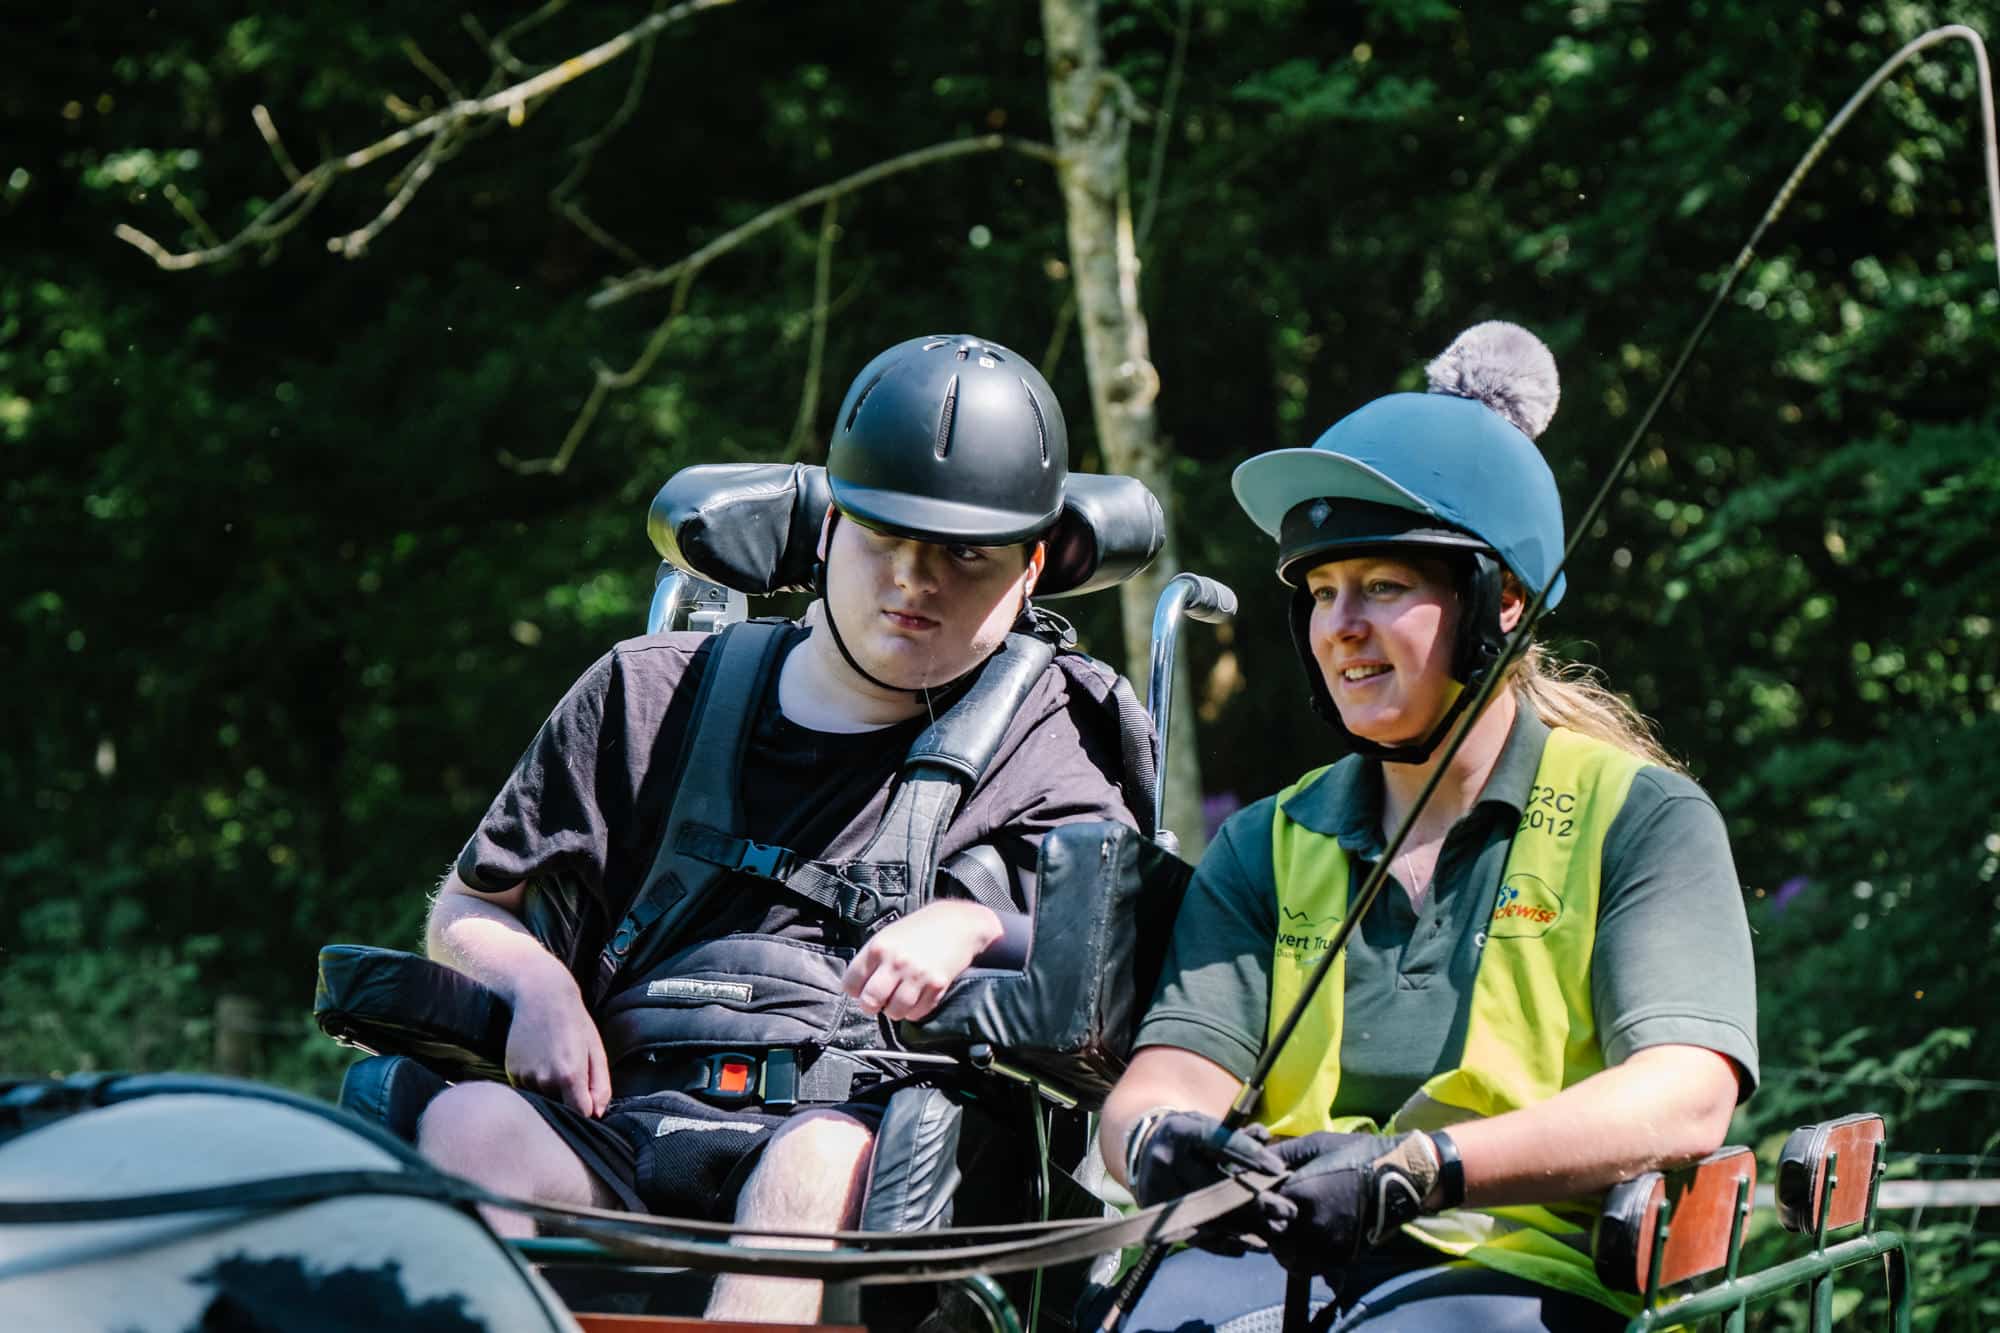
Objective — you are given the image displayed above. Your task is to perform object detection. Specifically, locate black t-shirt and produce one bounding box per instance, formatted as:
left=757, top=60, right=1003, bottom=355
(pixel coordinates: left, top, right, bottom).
left=456, top=625, right=1138, bottom=970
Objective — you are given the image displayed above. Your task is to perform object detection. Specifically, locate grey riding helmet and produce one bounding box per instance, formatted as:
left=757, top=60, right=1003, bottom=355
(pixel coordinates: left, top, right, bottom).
left=826, top=334, right=1067, bottom=546
left=1230, top=322, right=1566, bottom=760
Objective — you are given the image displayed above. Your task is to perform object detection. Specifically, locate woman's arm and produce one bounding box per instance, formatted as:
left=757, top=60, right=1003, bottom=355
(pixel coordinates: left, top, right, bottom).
left=1099, top=1045, right=1245, bottom=1186
left=1445, top=1043, right=1740, bottom=1206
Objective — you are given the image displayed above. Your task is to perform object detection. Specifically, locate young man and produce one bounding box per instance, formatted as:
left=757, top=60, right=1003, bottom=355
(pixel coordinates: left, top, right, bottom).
left=416, top=334, right=1141, bottom=1322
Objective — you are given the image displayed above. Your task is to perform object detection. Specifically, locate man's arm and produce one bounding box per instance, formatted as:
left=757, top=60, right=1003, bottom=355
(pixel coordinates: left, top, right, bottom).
left=428, top=873, right=611, bottom=1117
left=840, top=900, right=1005, bottom=1021
left=843, top=667, right=1139, bottom=1021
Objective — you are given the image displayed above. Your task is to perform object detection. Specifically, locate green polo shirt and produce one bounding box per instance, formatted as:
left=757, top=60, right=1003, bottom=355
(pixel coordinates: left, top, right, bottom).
left=1137, top=710, right=1759, bottom=1121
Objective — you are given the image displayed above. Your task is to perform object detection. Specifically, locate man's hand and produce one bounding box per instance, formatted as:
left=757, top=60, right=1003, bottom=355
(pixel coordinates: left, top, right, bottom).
left=841, top=900, right=1001, bottom=1021
left=1266, top=1131, right=1440, bottom=1274
left=503, top=971, right=612, bottom=1118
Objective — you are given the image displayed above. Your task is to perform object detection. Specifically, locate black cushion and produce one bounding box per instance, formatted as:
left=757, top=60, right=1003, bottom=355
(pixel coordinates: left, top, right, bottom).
left=901, top=821, right=1193, bottom=1105
left=647, top=463, right=1163, bottom=599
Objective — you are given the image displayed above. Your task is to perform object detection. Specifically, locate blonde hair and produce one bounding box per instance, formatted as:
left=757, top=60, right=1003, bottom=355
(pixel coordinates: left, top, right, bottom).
left=1506, top=642, right=1683, bottom=772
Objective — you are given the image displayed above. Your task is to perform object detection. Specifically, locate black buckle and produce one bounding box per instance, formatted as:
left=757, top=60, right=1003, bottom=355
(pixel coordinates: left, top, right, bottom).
left=731, top=840, right=796, bottom=880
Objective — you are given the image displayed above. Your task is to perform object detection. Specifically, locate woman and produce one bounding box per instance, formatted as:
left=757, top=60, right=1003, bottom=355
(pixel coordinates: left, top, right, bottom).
left=1097, top=323, right=1758, bottom=1331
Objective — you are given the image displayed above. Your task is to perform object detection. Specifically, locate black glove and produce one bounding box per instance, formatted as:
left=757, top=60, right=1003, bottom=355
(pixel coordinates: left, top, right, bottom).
left=1126, top=1110, right=1294, bottom=1250
left=1265, top=1131, right=1440, bottom=1275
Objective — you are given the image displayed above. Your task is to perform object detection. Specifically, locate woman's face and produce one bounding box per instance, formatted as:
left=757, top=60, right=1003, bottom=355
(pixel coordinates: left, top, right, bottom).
left=1304, top=553, right=1463, bottom=745
left=821, top=512, right=1042, bottom=691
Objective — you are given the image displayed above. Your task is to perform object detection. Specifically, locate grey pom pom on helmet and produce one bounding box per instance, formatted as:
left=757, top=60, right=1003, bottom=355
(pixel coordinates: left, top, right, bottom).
left=1424, top=320, right=1561, bottom=440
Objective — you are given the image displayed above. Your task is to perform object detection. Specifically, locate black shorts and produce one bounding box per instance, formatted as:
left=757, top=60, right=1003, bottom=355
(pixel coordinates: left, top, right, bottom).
left=523, top=1089, right=884, bottom=1219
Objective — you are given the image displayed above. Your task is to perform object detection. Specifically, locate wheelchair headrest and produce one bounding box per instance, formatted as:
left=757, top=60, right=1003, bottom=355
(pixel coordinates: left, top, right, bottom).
left=649, top=462, right=1165, bottom=599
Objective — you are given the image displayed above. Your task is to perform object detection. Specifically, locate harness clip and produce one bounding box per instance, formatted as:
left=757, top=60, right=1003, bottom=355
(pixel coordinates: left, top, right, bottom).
left=731, top=840, right=796, bottom=880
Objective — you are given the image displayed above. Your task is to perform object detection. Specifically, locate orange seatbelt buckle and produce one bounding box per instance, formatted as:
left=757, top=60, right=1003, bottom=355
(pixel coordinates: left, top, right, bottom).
left=716, top=1059, right=753, bottom=1096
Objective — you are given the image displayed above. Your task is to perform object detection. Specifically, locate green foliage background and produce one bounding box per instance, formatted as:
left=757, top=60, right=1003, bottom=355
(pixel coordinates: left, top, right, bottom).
left=5, top=0, right=1996, bottom=1322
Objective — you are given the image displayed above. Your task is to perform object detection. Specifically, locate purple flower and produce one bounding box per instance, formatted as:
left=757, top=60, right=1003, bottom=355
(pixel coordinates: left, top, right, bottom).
left=1203, top=792, right=1243, bottom=840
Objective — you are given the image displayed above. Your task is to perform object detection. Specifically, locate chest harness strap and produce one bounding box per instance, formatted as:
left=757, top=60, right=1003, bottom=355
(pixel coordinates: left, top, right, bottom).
left=593, top=620, right=792, bottom=1008
left=601, top=626, right=1058, bottom=1008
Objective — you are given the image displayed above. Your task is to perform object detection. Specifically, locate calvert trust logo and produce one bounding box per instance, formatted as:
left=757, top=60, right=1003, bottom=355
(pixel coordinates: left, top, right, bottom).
left=1277, top=903, right=1343, bottom=958
left=1488, top=873, right=1563, bottom=939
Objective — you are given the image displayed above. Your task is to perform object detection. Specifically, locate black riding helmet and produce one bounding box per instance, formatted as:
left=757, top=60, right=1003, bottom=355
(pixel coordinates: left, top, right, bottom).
left=817, top=334, right=1068, bottom=695
left=827, top=334, right=1067, bottom=545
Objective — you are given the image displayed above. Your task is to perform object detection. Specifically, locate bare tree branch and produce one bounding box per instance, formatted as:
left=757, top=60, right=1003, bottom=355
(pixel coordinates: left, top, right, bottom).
left=1040, top=289, right=1077, bottom=381
left=401, top=38, right=464, bottom=101
left=546, top=131, right=1056, bottom=469
left=116, top=0, right=736, bottom=271
left=114, top=171, right=334, bottom=271
left=161, top=184, right=222, bottom=250
left=589, top=133, right=1059, bottom=308
left=329, top=127, right=460, bottom=257
left=1136, top=0, right=1192, bottom=254
left=252, top=105, right=302, bottom=184
left=504, top=271, right=696, bottom=475
left=786, top=197, right=841, bottom=461
left=466, top=0, right=574, bottom=79
left=550, top=14, right=660, bottom=264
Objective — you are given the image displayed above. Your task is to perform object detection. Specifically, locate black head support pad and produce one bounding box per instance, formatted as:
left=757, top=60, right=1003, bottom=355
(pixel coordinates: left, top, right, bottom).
left=648, top=462, right=1165, bottom=599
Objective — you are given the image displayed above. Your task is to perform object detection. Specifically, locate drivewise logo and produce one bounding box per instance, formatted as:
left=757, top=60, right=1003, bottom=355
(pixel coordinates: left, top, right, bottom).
left=1487, top=873, right=1564, bottom=940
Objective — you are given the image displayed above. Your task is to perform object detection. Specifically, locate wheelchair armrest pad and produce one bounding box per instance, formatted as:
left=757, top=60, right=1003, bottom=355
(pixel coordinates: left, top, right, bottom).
left=900, top=821, right=1192, bottom=1107
left=314, top=945, right=512, bottom=1083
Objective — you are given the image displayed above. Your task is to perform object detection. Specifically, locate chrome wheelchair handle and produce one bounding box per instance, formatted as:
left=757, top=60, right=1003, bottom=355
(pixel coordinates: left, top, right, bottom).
left=1147, top=572, right=1238, bottom=845
left=648, top=565, right=748, bottom=635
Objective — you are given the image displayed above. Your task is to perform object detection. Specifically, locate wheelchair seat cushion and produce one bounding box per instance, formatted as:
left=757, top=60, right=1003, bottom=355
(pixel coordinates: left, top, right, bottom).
left=649, top=462, right=1164, bottom=599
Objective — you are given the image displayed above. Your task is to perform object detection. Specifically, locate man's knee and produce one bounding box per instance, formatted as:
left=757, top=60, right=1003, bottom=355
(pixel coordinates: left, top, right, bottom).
left=737, top=1109, right=877, bottom=1226
left=763, top=1108, right=876, bottom=1174
left=417, top=1081, right=545, bottom=1183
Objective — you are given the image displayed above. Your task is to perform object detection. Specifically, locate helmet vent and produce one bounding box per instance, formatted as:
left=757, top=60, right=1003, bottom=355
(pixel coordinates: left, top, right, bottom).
left=1021, top=378, right=1049, bottom=464
left=845, top=369, right=889, bottom=429
left=922, top=337, right=952, bottom=351
left=934, top=373, right=960, bottom=458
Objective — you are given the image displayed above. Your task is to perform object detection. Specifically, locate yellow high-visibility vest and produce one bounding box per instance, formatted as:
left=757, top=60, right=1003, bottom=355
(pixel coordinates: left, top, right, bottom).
left=1263, top=726, right=1646, bottom=1311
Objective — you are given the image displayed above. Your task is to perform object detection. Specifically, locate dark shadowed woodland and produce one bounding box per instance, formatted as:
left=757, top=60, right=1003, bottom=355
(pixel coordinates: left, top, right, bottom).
left=5, top=2, right=1997, bottom=1324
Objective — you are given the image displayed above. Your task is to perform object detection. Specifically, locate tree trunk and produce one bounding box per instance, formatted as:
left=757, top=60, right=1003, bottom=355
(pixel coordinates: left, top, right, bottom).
left=1041, top=0, right=1207, bottom=858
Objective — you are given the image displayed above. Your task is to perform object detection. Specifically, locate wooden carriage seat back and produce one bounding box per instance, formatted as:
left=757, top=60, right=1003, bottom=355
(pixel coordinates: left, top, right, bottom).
left=1594, top=1144, right=1757, bottom=1295
left=1776, top=1112, right=1887, bottom=1235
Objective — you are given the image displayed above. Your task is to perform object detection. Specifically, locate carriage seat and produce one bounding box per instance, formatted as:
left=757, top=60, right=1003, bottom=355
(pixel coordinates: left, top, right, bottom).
left=1593, top=1111, right=1897, bottom=1330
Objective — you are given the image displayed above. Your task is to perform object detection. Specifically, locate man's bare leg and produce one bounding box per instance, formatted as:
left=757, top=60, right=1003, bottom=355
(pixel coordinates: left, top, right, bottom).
left=705, top=1108, right=876, bottom=1322
left=417, top=1081, right=620, bottom=1236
